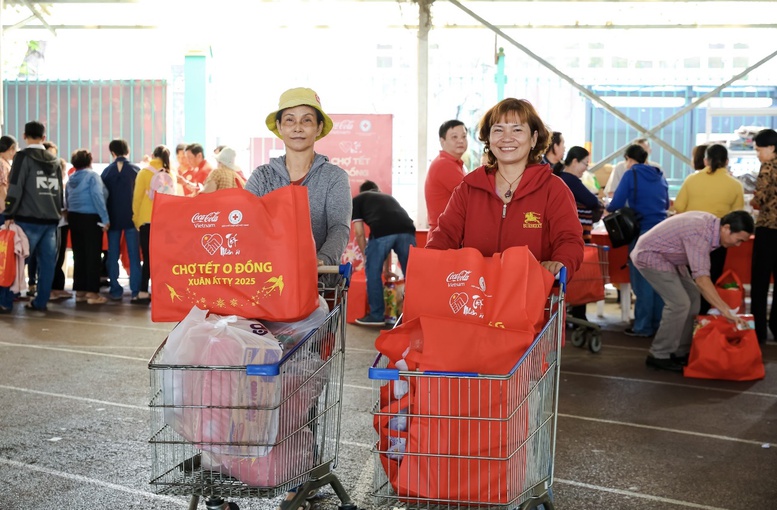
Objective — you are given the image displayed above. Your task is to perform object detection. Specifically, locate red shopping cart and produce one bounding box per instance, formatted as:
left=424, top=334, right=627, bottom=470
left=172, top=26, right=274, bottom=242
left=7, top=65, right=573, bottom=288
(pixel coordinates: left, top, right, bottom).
left=148, top=265, right=356, bottom=510
left=566, top=244, right=610, bottom=353
left=368, top=270, right=567, bottom=510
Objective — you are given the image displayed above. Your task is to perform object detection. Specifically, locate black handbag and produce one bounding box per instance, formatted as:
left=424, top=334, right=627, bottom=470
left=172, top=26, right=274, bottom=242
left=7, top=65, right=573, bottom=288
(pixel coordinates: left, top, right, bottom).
left=604, top=170, right=641, bottom=248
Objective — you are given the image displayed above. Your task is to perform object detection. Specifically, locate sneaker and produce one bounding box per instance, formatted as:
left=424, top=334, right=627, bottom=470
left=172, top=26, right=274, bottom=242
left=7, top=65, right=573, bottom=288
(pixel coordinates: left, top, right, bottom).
left=355, top=315, right=386, bottom=326
left=671, top=353, right=689, bottom=366
left=645, top=355, right=683, bottom=373
left=131, top=291, right=151, bottom=305
left=24, top=302, right=47, bottom=312
left=624, top=327, right=653, bottom=338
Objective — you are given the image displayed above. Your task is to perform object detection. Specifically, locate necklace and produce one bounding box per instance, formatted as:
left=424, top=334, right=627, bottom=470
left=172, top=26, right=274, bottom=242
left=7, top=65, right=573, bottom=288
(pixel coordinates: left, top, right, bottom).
left=497, top=170, right=523, bottom=198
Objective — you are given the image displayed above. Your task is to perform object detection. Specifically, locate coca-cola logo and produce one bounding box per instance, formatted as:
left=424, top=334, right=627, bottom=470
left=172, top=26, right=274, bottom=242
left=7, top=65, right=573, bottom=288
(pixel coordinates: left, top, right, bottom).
left=332, top=120, right=354, bottom=131
left=446, top=270, right=472, bottom=283
left=191, top=212, right=220, bottom=223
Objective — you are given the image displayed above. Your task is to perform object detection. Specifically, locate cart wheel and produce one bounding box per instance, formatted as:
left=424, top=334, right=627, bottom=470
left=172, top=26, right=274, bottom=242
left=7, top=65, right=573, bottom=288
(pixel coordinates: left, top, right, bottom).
left=227, top=503, right=239, bottom=510
left=588, top=331, right=603, bottom=353
left=570, top=328, right=586, bottom=348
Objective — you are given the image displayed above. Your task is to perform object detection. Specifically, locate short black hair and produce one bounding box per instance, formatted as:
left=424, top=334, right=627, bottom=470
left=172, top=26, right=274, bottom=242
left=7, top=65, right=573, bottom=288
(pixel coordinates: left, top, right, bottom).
left=71, top=149, right=92, bottom=170
left=185, top=143, right=204, bottom=156
left=24, top=120, right=45, bottom=139
left=109, top=139, right=129, bottom=157
left=0, top=135, right=17, bottom=153
left=625, top=144, right=648, bottom=164
left=359, top=180, right=379, bottom=193
left=721, top=210, right=754, bottom=235
left=549, top=131, right=563, bottom=148
left=439, top=120, right=465, bottom=139
left=563, top=146, right=589, bottom=166
left=754, top=128, right=777, bottom=148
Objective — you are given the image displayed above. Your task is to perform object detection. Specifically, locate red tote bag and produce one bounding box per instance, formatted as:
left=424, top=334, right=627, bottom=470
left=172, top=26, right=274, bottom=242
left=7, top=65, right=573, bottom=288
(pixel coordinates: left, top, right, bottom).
left=685, top=316, right=764, bottom=381
left=566, top=244, right=605, bottom=306
left=0, top=228, right=16, bottom=287
left=713, top=270, right=744, bottom=312
left=149, top=187, right=319, bottom=323
left=403, top=246, right=554, bottom=334
left=374, top=315, right=535, bottom=375
left=396, top=377, right=529, bottom=505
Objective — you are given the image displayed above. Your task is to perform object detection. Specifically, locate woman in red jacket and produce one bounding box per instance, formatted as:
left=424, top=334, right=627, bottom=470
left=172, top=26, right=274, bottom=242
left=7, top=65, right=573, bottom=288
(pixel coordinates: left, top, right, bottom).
left=427, top=98, right=584, bottom=279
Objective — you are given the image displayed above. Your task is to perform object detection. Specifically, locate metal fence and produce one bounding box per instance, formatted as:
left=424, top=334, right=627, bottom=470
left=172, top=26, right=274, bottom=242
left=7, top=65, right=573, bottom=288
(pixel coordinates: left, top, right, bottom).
left=585, top=85, right=777, bottom=194
left=2, top=79, right=166, bottom=165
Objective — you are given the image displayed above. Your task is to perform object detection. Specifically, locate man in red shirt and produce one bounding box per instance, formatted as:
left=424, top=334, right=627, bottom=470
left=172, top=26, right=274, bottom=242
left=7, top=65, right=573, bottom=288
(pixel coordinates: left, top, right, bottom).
left=179, top=143, right=212, bottom=196
left=424, top=120, right=468, bottom=230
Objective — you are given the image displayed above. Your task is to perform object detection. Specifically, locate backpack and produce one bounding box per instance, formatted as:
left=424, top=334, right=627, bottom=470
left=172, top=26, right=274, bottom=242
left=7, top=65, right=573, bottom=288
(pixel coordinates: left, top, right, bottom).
left=147, top=169, right=175, bottom=200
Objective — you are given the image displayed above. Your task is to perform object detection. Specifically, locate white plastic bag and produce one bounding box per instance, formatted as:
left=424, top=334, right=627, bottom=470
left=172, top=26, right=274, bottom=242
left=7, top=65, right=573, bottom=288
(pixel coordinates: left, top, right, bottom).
left=161, top=306, right=284, bottom=456
left=263, top=295, right=329, bottom=350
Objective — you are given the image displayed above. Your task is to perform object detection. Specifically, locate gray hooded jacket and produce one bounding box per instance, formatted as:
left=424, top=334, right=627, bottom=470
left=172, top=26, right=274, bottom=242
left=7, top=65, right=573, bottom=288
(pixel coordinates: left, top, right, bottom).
left=245, top=153, right=352, bottom=266
left=4, top=147, right=63, bottom=224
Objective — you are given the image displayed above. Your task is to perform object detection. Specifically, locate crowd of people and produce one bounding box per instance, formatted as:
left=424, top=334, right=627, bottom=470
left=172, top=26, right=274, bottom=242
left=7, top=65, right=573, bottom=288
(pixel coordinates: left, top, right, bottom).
left=1, top=92, right=775, bottom=374
left=0, top=120, right=256, bottom=312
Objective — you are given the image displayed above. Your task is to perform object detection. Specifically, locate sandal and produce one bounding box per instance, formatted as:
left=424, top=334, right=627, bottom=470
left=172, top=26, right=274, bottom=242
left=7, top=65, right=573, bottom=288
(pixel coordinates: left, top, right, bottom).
left=75, top=291, right=88, bottom=303
left=86, top=293, right=107, bottom=305
left=25, top=302, right=47, bottom=312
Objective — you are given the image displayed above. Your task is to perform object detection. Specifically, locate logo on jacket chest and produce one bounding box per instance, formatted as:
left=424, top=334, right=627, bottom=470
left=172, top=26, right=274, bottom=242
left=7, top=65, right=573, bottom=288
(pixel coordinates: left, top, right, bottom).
left=523, top=211, right=542, bottom=228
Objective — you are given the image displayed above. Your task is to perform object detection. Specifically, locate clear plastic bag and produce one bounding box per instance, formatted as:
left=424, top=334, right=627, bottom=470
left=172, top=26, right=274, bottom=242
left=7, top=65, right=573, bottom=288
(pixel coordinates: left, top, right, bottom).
left=161, top=306, right=284, bottom=456
left=263, top=295, right=329, bottom=350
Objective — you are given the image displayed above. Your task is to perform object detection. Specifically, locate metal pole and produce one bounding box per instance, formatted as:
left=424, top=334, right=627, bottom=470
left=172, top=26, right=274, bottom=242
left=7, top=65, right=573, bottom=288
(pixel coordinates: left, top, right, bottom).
left=417, top=0, right=431, bottom=228
left=446, top=0, right=684, bottom=161
left=590, top=48, right=777, bottom=172
left=0, top=0, right=4, bottom=134
left=495, top=46, right=506, bottom=102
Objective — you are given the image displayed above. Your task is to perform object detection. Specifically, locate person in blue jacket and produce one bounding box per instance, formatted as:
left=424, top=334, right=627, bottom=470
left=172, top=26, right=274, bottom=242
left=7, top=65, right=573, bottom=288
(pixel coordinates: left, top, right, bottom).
left=101, top=139, right=142, bottom=302
left=607, top=143, right=670, bottom=337
left=66, top=149, right=110, bottom=305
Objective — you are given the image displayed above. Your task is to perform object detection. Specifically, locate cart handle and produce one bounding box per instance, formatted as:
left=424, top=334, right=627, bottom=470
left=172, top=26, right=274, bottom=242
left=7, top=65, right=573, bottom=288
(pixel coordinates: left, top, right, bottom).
left=319, top=263, right=352, bottom=286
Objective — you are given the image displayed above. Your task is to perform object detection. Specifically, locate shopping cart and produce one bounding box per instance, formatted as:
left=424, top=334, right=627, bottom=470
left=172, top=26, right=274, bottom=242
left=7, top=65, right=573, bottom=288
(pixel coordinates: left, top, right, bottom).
left=566, top=244, right=610, bottom=353
left=149, top=265, right=356, bottom=510
left=368, top=269, right=566, bottom=510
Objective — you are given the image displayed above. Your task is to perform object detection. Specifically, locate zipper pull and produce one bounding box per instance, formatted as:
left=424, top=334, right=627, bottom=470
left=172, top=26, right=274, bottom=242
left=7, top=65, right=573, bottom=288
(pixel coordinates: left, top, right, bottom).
left=502, top=203, right=507, bottom=219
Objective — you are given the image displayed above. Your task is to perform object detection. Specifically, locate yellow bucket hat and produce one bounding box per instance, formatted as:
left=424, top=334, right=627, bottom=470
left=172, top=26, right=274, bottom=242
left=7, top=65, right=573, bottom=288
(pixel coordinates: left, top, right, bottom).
left=265, top=87, right=334, bottom=141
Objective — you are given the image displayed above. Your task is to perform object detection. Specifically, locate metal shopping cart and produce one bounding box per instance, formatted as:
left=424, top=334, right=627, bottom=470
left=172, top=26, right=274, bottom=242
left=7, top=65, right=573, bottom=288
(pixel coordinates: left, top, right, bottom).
left=148, top=265, right=356, bottom=510
left=566, top=244, right=610, bottom=353
left=368, top=270, right=566, bottom=510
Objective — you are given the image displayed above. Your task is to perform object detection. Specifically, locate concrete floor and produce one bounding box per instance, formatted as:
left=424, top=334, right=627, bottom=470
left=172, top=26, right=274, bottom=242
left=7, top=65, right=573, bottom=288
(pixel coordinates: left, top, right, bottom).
left=0, top=293, right=775, bottom=510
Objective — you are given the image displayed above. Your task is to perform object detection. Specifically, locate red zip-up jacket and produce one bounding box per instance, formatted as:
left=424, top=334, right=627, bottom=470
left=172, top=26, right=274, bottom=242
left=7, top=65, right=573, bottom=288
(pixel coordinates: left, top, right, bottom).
left=427, top=163, right=584, bottom=280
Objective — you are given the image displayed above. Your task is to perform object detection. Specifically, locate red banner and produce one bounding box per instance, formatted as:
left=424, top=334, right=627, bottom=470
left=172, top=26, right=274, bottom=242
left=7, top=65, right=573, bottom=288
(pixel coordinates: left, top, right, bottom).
left=250, top=114, right=393, bottom=270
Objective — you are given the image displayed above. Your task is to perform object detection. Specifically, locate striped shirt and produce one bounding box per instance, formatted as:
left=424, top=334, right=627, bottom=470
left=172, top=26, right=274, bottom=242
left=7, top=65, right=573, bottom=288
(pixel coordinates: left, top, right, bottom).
left=631, top=211, right=720, bottom=279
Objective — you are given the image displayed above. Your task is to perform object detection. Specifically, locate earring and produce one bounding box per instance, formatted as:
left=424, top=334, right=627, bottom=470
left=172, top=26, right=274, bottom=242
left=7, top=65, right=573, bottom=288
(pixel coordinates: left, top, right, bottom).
left=531, top=145, right=535, bottom=150
left=484, top=146, right=489, bottom=153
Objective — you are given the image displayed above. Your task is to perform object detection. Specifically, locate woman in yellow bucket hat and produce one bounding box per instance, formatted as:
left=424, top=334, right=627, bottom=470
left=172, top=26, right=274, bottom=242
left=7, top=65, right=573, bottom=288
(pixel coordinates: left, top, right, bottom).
left=245, top=87, right=351, bottom=267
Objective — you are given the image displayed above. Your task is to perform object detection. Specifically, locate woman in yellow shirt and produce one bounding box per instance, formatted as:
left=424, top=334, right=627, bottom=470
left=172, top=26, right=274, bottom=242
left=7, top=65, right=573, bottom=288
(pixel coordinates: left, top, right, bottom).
left=674, top=144, right=744, bottom=314
left=132, top=145, right=176, bottom=304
